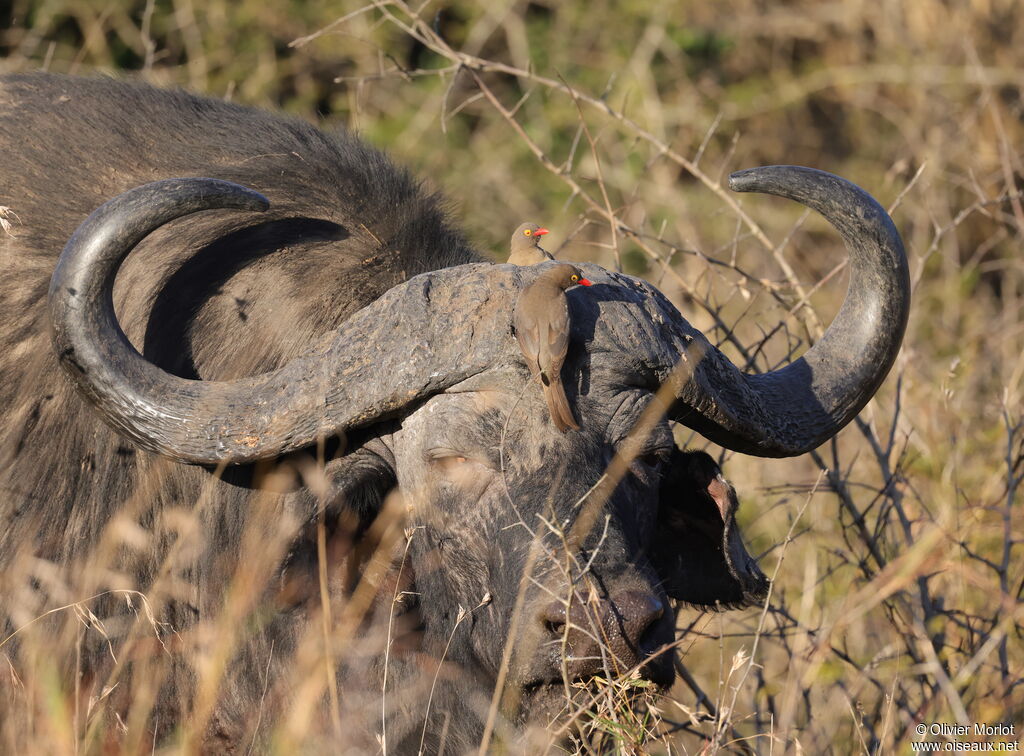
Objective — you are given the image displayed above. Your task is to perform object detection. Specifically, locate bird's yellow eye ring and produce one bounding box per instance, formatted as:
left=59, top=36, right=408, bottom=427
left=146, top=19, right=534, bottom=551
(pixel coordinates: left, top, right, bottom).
left=524, top=229, right=532, bottom=236
left=571, top=274, right=579, bottom=282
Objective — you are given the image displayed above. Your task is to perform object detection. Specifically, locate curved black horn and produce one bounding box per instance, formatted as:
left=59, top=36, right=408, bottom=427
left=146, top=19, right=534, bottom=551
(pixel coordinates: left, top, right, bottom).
left=670, top=165, right=911, bottom=456
left=50, top=170, right=908, bottom=465
left=49, top=178, right=516, bottom=465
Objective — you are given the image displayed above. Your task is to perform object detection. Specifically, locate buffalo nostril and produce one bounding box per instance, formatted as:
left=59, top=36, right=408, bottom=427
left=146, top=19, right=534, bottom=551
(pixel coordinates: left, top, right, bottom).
left=610, top=590, right=665, bottom=641
left=534, top=591, right=669, bottom=680
left=539, top=599, right=568, bottom=635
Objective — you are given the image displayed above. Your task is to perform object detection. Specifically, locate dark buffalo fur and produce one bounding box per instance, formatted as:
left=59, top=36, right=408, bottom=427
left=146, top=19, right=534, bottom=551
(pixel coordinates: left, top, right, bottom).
left=0, top=72, right=477, bottom=749
left=0, top=72, right=473, bottom=551
left=0, top=73, right=766, bottom=753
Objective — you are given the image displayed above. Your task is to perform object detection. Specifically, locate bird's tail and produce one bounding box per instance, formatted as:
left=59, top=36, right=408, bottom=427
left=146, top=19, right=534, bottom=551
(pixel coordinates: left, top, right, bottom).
left=543, top=377, right=579, bottom=433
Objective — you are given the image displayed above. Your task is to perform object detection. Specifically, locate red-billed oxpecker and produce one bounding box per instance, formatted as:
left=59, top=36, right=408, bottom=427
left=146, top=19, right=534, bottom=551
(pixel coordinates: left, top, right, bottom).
left=508, top=222, right=555, bottom=265
left=513, top=264, right=592, bottom=432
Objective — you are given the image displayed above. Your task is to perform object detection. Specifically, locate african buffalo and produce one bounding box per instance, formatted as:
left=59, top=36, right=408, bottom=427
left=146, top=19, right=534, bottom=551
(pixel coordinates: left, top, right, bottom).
left=0, top=73, right=909, bottom=752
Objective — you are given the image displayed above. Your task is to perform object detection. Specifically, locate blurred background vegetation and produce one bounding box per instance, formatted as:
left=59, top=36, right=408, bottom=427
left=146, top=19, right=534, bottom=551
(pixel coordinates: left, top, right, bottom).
left=2, top=0, right=1022, bottom=753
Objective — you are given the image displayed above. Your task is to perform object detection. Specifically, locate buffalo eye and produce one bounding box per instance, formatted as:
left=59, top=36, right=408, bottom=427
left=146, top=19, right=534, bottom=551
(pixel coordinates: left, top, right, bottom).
left=427, top=450, right=494, bottom=497
left=431, top=454, right=469, bottom=475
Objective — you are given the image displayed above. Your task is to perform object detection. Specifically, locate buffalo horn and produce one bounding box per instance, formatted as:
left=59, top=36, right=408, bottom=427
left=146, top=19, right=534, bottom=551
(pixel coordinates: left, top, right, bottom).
left=49, top=178, right=515, bottom=464
left=667, top=165, right=911, bottom=456
left=49, top=168, right=910, bottom=465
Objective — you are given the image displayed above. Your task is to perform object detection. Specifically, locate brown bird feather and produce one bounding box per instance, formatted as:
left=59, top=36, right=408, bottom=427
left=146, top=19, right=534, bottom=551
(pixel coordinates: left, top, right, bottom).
left=508, top=221, right=555, bottom=265
left=513, top=264, right=592, bottom=432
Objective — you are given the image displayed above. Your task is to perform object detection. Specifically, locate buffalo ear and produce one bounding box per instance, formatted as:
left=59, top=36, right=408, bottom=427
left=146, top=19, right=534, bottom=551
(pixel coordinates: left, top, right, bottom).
left=288, top=437, right=398, bottom=532
left=321, top=440, right=398, bottom=527
left=650, top=449, right=768, bottom=608
left=280, top=439, right=399, bottom=606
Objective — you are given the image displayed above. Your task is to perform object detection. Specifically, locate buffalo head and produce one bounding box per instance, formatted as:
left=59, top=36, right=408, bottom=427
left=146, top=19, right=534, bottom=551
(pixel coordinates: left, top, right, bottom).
left=45, top=165, right=909, bottom=749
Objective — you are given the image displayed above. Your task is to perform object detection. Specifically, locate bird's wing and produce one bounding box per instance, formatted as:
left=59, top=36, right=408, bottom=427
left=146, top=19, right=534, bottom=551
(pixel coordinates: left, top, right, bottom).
left=514, top=307, right=543, bottom=377
left=543, top=295, right=571, bottom=375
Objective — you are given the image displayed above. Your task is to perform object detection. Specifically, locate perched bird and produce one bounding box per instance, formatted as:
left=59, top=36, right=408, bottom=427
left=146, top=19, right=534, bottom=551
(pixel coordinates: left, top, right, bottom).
left=513, top=264, right=593, bottom=432
left=508, top=222, right=555, bottom=265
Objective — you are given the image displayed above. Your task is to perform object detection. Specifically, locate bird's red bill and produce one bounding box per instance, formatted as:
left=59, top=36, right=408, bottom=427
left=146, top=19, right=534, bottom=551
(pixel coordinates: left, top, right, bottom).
left=578, top=278, right=592, bottom=286
left=535, top=228, right=549, bottom=236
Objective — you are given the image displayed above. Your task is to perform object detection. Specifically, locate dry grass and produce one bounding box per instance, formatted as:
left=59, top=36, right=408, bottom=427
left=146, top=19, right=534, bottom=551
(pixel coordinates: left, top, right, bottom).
left=1, top=0, right=1022, bottom=753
